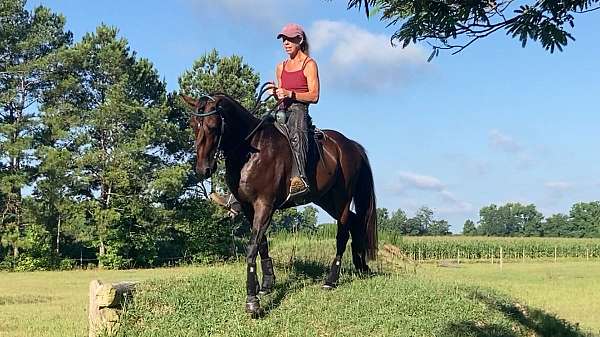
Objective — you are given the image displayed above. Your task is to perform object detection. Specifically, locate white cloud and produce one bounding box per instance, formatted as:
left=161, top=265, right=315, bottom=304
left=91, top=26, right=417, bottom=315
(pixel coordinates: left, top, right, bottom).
left=308, top=20, right=428, bottom=91
left=387, top=171, right=472, bottom=215
left=437, top=190, right=474, bottom=214
left=489, top=129, right=522, bottom=153
left=544, top=181, right=574, bottom=201
left=488, top=129, right=539, bottom=170
left=544, top=181, right=573, bottom=191
left=397, top=171, right=445, bottom=191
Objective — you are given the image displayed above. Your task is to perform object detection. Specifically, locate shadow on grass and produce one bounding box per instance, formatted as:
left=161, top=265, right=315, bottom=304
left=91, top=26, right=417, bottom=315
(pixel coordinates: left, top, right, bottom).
left=440, top=289, right=595, bottom=337
left=261, top=258, right=380, bottom=316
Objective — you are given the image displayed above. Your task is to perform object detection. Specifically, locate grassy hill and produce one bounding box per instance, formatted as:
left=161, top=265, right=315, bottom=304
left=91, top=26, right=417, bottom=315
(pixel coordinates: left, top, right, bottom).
left=115, top=235, right=596, bottom=337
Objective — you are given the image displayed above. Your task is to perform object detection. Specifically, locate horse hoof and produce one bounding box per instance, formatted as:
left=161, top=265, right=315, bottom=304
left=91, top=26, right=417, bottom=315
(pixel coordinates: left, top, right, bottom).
left=322, top=283, right=336, bottom=290
left=258, top=288, right=272, bottom=296
left=245, top=301, right=263, bottom=318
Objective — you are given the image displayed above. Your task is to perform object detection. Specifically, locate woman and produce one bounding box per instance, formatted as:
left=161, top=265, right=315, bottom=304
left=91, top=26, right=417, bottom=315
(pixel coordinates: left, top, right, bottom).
left=272, top=23, right=320, bottom=200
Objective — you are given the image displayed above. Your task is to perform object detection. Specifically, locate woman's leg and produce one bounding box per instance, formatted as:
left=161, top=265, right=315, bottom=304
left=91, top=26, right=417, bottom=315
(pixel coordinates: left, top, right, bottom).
left=286, top=103, right=310, bottom=197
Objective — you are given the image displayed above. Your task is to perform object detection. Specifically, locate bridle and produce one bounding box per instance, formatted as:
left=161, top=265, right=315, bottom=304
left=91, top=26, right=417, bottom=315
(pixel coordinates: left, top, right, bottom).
left=189, top=84, right=286, bottom=163
left=191, top=94, right=225, bottom=161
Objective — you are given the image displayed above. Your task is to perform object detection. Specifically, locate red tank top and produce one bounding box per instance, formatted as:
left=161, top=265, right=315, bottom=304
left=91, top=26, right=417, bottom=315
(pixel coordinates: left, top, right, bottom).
left=280, top=57, right=310, bottom=93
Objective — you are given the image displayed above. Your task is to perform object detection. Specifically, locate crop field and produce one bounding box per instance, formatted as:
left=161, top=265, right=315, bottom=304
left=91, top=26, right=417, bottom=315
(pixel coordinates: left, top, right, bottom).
left=386, top=235, right=600, bottom=261
left=1, top=234, right=599, bottom=337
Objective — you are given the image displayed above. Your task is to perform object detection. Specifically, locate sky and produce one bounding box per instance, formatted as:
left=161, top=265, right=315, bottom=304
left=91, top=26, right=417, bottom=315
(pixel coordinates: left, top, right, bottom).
left=27, top=0, right=600, bottom=232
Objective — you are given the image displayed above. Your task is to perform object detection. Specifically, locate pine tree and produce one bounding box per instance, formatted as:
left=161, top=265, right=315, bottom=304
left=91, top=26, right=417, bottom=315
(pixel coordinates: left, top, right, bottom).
left=43, top=25, right=167, bottom=267
left=0, top=0, right=71, bottom=258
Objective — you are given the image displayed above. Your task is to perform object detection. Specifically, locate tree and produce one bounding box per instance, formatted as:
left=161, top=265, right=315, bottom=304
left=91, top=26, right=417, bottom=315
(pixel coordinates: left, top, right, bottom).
left=400, top=206, right=433, bottom=235
left=518, top=204, right=544, bottom=236
left=378, top=207, right=408, bottom=233
left=478, top=203, right=543, bottom=236
left=400, top=217, right=422, bottom=235
left=301, top=206, right=318, bottom=231
left=377, top=208, right=390, bottom=230
left=462, top=219, right=477, bottom=236
left=347, top=0, right=599, bottom=58
left=542, top=213, right=571, bottom=237
left=388, top=209, right=408, bottom=233
left=569, top=202, right=600, bottom=238
left=178, top=49, right=261, bottom=195
left=414, top=206, right=434, bottom=234
left=428, top=219, right=451, bottom=236
left=43, top=25, right=168, bottom=267
left=0, top=0, right=72, bottom=258
left=270, top=206, right=319, bottom=233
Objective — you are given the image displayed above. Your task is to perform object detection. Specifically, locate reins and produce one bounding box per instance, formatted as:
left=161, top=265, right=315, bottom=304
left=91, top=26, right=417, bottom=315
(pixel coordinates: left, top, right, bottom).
left=189, top=83, right=285, bottom=158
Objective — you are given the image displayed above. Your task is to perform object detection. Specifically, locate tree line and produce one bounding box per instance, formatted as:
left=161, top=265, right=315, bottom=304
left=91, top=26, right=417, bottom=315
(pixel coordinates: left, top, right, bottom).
left=377, top=206, right=451, bottom=236
left=463, top=202, right=600, bottom=238
left=0, top=1, right=316, bottom=271
left=379, top=201, right=600, bottom=238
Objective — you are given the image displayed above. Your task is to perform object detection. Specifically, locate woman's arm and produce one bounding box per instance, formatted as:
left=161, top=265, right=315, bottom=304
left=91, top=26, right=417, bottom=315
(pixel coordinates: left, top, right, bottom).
left=296, top=60, right=319, bottom=104
left=273, top=62, right=283, bottom=96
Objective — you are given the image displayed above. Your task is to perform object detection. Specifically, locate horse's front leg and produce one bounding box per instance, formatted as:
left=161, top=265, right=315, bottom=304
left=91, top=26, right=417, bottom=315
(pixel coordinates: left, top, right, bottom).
left=245, top=201, right=273, bottom=317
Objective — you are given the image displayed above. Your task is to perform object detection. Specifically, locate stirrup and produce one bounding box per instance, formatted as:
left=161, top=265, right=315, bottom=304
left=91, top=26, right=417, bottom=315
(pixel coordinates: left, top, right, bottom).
left=209, top=192, right=240, bottom=216
left=286, top=176, right=309, bottom=201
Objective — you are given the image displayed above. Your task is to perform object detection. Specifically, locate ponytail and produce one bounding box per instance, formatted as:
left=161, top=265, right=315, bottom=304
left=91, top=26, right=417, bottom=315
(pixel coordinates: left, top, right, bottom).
left=300, top=32, right=310, bottom=56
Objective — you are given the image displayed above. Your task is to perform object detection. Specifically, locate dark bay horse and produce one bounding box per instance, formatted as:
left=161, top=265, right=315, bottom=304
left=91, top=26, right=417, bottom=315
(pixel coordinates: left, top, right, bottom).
left=182, top=93, right=377, bottom=316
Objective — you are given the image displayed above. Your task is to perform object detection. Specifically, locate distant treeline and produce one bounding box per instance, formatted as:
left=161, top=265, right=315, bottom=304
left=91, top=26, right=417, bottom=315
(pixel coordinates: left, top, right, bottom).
left=463, top=202, right=600, bottom=238
left=378, top=201, right=600, bottom=238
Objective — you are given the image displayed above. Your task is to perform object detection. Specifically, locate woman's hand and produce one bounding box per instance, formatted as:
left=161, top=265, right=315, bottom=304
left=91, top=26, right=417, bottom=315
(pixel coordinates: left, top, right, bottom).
left=275, top=87, right=291, bottom=99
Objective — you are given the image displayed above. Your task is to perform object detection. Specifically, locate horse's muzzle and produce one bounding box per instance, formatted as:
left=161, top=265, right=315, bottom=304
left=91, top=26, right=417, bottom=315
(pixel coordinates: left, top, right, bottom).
left=196, top=162, right=217, bottom=180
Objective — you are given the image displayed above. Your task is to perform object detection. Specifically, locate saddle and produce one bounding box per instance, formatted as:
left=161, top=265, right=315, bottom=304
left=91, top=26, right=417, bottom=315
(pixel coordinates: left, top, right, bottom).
left=273, top=120, right=326, bottom=166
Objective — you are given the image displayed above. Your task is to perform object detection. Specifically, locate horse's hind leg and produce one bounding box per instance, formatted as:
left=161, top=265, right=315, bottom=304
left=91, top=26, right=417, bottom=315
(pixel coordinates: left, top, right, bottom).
left=349, top=213, right=370, bottom=273
left=258, top=235, right=275, bottom=295
left=319, top=197, right=352, bottom=289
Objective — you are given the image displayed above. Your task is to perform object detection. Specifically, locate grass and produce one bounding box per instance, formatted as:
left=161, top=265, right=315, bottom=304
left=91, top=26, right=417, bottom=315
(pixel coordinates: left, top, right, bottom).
left=117, top=261, right=594, bottom=337
left=419, top=261, right=600, bottom=333
left=0, top=234, right=599, bottom=337
left=0, top=267, right=201, bottom=337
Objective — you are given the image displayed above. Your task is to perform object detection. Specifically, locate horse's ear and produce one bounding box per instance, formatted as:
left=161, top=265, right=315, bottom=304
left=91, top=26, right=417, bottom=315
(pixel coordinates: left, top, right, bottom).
left=180, top=94, right=200, bottom=108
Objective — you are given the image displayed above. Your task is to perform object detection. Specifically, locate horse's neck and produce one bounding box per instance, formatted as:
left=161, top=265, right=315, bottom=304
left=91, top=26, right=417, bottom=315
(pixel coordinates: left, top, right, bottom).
left=221, top=98, right=259, bottom=149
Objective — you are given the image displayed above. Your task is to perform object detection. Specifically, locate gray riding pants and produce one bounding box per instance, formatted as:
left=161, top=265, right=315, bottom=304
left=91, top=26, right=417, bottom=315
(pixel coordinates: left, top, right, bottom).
left=278, top=103, right=311, bottom=178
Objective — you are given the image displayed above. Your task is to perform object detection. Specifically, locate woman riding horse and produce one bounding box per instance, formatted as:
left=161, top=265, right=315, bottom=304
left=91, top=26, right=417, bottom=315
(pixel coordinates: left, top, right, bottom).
left=184, top=23, right=377, bottom=318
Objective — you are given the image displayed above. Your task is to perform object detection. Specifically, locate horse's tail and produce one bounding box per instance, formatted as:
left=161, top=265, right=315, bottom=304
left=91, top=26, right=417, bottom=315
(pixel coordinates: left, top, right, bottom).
left=352, top=141, right=378, bottom=261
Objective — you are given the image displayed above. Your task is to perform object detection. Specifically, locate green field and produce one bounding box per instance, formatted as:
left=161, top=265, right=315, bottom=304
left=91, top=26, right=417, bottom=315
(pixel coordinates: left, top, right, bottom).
left=1, top=235, right=599, bottom=337
left=385, top=235, right=600, bottom=260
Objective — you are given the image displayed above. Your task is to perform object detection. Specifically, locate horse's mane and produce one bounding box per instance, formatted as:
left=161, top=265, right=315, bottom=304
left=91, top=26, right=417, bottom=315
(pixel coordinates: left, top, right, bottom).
left=212, top=92, right=259, bottom=123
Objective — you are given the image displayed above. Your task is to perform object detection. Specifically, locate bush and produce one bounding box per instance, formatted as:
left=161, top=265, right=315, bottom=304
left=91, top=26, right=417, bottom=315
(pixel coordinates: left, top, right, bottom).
left=14, top=256, right=56, bottom=272
left=0, top=257, right=15, bottom=271
left=98, top=251, right=132, bottom=269
left=59, top=258, right=76, bottom=270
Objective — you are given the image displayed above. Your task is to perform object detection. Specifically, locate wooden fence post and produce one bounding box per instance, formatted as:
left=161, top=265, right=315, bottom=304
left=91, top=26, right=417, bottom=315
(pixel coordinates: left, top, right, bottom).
left=500, top=247, right=503, bottom=270
left=587, top=248, right=589, bottom=261
left=89, top=280, right=137, bottom=337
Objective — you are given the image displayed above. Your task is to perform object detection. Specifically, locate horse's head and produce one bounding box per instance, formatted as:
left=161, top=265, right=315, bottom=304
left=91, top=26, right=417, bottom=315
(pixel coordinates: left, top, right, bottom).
left=182, top=94, right=226, bottom=179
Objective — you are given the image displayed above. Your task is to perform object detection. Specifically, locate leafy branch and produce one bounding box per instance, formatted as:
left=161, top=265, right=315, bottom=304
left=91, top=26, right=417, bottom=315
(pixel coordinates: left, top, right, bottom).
left=347, top=0, right=600, bottom=58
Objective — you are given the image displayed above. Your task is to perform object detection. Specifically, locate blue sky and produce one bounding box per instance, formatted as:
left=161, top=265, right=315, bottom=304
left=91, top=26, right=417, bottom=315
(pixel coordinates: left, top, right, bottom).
left=28, top=0, right=600, bottom=232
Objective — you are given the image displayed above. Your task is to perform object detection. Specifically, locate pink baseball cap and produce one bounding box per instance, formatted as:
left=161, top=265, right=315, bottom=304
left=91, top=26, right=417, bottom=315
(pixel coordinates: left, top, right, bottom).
left=277, top=23, right=305, bottom=39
